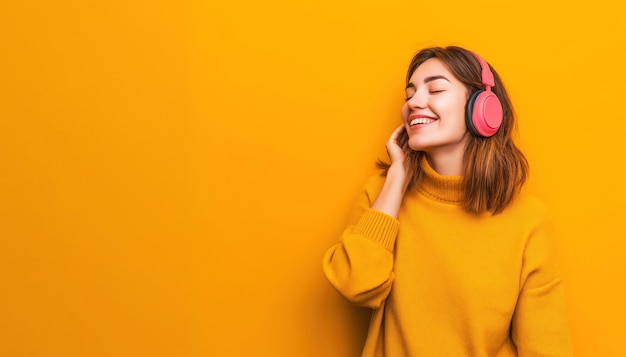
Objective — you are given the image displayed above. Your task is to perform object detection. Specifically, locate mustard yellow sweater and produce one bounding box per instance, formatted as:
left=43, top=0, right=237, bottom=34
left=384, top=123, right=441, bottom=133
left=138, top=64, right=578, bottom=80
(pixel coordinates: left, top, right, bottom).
left=323, top=160, right=573, bottom=357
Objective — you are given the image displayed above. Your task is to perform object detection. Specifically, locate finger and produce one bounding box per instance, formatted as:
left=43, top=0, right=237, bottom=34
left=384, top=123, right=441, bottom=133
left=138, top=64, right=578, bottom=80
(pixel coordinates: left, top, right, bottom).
left=387, top=127, right=400, bottom=144
left=389, top=124, right=406, bottom=143
left=392, top=125, right=409, bottom=148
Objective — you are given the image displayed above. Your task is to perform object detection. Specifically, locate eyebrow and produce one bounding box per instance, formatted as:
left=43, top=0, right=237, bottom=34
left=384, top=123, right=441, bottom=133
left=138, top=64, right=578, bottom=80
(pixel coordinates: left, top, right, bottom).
left=405, top=75, right=451, bottom=89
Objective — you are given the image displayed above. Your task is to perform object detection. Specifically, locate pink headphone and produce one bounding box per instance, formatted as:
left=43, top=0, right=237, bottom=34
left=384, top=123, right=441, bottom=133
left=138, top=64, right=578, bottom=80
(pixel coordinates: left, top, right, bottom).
left=465, top=52, right=503, bottom=137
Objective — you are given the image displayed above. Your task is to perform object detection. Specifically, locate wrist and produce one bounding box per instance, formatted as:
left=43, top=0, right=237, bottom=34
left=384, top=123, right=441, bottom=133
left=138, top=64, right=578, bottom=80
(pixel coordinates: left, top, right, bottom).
left=387, top=163, right=406, bottom=180
left=383, top=164, right=407, bottom=195
left=372, top=166, right=406, bottom=218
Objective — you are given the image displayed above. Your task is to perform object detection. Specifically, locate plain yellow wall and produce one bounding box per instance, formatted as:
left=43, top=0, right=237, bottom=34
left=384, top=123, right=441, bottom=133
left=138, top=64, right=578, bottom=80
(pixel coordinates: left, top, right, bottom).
left=1, top=0, right=625, bottom=356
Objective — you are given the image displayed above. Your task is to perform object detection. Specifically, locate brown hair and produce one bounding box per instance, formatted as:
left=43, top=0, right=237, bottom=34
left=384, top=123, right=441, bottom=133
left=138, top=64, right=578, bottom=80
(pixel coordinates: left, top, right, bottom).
left=378, top=46, right=528, bottom=215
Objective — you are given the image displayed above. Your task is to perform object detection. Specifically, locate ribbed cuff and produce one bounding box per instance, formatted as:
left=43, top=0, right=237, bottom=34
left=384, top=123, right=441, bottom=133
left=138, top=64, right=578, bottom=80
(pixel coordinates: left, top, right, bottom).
left=352, top=209, right=399, bottom=251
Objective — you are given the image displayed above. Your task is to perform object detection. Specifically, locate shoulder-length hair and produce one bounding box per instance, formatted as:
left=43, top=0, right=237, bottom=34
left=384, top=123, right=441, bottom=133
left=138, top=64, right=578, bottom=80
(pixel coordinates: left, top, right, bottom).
left=378, top=46, right=528, bottom=215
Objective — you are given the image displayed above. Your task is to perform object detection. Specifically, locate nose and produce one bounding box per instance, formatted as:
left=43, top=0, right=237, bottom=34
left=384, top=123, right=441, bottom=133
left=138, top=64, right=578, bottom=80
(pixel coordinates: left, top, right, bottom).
left=406, top=89, right=427, bottom=109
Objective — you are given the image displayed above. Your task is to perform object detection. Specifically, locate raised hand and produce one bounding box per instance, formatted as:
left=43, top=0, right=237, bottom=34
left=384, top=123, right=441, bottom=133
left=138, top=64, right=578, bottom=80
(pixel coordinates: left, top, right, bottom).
left=371, top=125, right=410, bottom=218
left=385, top=124, right=409, bottom=166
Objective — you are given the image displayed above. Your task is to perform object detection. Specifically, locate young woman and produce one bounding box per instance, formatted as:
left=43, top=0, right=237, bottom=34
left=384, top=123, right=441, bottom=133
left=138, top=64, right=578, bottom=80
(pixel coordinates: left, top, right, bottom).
left=323, top=46, right=573, bottom=356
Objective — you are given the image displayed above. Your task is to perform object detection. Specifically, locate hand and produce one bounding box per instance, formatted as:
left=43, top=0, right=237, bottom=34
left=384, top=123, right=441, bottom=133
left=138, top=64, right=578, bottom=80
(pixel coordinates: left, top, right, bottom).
left=372, top=125, right=409, bottom=218
left=385, top=125, right=409, bottom=166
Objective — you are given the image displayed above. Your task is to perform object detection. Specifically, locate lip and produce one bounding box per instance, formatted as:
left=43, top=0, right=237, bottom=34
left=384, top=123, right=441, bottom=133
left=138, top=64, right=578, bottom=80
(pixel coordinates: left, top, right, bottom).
left=409, top=114, right=437, bottom=120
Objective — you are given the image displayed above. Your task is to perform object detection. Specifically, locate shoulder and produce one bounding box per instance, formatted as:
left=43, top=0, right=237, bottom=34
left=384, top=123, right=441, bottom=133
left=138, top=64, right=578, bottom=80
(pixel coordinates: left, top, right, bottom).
left=343, top=172, right=387, bottom=226
left=361, top=172, right=386, bottom=201
left=503, top=191, right=550, bottom=225
left=511, top=191, right=548, bottom=216
left=506, top=191, right=552, bottom=232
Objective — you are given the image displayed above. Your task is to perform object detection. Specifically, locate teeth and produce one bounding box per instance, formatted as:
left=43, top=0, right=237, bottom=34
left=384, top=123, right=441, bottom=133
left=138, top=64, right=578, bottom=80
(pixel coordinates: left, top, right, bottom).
left=410, top=118, right=435, bottom=125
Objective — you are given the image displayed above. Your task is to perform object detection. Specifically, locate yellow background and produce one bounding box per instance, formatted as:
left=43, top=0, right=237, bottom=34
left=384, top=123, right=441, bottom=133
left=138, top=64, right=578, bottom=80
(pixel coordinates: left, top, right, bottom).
left=1, top=0, right=625, bottom=356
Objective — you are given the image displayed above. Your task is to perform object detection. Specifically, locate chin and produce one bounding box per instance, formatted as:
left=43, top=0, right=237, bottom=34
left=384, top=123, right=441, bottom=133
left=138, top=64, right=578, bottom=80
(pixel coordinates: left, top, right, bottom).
left=407, top=137, right=429, bottom=152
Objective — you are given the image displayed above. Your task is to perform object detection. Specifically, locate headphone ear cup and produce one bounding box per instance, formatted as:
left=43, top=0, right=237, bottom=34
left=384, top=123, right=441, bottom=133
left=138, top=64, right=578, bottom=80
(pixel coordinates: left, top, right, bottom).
left=465, top=91, right=482, bottom=137
left=465, top=90, right=503, bottom=137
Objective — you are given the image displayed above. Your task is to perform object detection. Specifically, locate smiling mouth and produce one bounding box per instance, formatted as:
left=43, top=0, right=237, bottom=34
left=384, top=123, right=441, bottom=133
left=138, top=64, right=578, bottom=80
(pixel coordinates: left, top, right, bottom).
left=410, top=117, right=436, bottom=126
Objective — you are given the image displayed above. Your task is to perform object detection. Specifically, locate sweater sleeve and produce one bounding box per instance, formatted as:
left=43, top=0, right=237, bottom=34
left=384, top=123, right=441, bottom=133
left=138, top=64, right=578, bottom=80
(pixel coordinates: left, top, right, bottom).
left=511, top=210, right=574, bottom=356
left=322, top=176, right=398, bottom=309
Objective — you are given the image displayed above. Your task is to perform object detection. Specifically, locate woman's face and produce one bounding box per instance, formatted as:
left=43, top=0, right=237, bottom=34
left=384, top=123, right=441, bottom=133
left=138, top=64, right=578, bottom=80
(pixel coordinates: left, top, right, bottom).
left=402, top=58, right=470, bottom=156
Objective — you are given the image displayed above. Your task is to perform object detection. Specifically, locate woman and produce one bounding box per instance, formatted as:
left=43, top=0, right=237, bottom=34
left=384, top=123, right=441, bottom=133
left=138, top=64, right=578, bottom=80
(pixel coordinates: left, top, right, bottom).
left=323, top=46, right=573, bottom=356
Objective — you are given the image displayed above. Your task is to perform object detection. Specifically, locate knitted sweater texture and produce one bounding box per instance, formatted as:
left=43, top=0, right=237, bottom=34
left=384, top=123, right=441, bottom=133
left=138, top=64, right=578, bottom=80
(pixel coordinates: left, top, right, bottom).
left=323, top=160, right=573, bottom=357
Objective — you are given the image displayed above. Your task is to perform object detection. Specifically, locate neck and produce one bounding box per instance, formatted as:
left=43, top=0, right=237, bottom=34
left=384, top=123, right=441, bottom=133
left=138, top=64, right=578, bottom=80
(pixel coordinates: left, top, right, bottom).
left=423, top=134, right=468, bottom=176
left=424, top=146, right=465, bottom=176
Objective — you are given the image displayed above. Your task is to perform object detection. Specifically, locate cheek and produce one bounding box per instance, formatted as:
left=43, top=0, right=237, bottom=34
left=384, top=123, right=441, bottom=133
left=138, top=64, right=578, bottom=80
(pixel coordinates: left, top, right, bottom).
left=438, top=96, right=468, bottom=126
left=401, top=103, right=409, bottom=121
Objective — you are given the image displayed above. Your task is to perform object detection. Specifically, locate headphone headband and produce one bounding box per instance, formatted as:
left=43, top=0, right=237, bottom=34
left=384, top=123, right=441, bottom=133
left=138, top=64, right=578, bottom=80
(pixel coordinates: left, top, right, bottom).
left=471, top=52, right=495, bottom=88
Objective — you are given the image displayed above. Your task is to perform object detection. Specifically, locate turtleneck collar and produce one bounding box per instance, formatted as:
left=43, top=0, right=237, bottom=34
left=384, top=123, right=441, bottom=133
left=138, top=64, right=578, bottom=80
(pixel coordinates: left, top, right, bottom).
left=416, top=157, right=464, bottom=203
